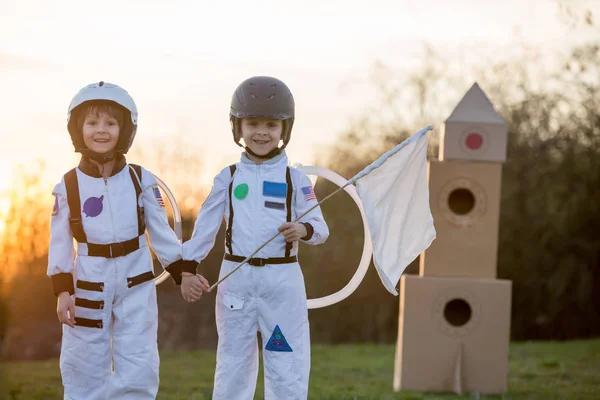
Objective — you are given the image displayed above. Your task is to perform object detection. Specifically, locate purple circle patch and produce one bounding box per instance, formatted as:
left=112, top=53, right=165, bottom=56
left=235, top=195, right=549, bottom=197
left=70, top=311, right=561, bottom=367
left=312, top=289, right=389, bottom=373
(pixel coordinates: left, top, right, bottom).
left=83, top=195, right=104, bottom=217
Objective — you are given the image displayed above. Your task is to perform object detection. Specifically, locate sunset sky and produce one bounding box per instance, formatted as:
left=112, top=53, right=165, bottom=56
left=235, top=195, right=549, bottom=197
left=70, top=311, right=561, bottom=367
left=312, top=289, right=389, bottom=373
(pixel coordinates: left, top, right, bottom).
left=0, top=0, right=597, bottom=202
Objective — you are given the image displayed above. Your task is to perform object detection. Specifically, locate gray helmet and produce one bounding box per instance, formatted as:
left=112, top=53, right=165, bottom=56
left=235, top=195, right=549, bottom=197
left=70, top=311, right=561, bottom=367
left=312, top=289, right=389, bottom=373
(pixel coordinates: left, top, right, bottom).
left=229, top=76, right=295, bottom=148
left=67, top=81, right=138, bottom=156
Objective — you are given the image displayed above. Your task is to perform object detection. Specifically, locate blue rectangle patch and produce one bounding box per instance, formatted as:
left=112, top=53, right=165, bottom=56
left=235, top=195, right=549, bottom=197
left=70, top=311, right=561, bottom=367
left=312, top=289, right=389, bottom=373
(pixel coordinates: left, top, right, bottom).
left=263, top=181, right=287, bottom=198
left=264, top=201, right=285, bottom=210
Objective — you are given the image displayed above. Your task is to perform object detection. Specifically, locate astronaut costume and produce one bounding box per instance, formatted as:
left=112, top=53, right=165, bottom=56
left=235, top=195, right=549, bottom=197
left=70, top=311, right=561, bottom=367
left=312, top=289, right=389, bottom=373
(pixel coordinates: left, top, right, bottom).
left=48, top=82, right=194, bottom=400
left=183, top=76, right=329, bottom=399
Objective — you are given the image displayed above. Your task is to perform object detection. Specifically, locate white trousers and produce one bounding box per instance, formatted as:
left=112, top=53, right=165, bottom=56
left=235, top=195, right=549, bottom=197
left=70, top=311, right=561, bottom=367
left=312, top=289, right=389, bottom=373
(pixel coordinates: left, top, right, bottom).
left=60, top=250, right=159, bottom=400
left=212, top=260, right=311, bottom=400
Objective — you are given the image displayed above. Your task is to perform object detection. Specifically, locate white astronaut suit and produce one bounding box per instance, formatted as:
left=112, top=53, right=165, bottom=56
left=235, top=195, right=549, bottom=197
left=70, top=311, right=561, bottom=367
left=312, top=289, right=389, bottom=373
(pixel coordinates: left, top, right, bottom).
left=48, top=156, right=188, bottom=400
left=47, top=82, right=193, bottom=400
left=183, top=151, right=329, bottom=400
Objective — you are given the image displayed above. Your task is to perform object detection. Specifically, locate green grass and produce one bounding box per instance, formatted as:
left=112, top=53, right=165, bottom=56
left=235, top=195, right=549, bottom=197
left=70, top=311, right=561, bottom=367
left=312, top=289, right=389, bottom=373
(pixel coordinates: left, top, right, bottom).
left=1, top=339, right=599, bottom=399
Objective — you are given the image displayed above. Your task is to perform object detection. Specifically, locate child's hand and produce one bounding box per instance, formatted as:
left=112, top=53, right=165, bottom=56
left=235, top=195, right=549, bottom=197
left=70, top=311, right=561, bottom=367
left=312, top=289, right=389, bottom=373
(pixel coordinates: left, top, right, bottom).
left=181, top=273, right=211, bottom=303
left=57, top=292, right=75, bottom=328
left=278, top=222, right=307, bottom=243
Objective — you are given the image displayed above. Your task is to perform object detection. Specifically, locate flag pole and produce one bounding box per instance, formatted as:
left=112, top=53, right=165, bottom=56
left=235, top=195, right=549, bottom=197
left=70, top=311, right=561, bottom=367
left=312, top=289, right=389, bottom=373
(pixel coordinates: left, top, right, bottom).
left=207, top=125, right=433, bottom=291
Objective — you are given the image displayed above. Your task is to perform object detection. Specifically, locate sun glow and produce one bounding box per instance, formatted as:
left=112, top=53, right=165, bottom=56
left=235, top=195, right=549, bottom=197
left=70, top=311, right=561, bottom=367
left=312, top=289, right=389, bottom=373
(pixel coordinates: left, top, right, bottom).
left=0, top=162, right=13, bottom=192
left=0, top=197, right=10, bottom=236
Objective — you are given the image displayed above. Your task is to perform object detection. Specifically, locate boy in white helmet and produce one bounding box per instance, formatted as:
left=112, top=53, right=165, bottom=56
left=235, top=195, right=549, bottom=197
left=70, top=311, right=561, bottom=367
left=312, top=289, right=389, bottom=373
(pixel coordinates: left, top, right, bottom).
left=47, top=81, right=209, bottom=399
left=181, top=76, right=329, bottom=399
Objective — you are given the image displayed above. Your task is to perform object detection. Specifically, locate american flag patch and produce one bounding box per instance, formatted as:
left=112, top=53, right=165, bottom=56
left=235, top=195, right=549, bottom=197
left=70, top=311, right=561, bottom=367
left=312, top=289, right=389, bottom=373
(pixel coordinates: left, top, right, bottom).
left=152, top=186, right=165, bottom=208
left=301, top=186, right=316, bottom=201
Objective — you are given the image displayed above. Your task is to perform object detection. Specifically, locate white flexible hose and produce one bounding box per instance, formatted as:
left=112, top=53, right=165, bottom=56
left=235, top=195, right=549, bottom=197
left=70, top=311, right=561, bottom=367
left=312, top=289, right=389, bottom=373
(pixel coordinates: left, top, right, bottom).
left=295, top=165, right=373, bottom=309
left=153, top=174, right=182, bottom=285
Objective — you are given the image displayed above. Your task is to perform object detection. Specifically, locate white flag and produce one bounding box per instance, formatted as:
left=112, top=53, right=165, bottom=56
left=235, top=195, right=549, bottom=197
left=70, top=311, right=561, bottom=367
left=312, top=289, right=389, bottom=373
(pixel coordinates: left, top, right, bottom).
left=355, top=128, right=436, bottom=295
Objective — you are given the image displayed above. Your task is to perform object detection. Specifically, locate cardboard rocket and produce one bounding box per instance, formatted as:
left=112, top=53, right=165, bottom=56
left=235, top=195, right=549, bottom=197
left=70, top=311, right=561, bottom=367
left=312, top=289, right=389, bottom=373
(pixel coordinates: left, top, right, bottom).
left=394, top=83, right=512, bottom=395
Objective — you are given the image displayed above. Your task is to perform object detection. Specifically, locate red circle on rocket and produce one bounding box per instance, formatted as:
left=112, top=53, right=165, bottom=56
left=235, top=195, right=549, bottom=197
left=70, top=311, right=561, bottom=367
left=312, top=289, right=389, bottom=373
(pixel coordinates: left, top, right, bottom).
left=465, top=133, right=483, bottom=150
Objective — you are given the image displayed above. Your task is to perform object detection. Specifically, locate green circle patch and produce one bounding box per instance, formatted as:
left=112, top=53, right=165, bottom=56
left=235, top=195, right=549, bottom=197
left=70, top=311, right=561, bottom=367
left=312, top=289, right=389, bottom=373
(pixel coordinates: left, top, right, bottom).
left=234, top=183, right=249, bottom=200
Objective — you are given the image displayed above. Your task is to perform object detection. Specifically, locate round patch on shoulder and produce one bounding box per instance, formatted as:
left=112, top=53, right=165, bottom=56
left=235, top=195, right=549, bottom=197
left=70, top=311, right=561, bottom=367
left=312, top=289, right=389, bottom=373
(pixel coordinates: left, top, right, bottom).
left=234, top=183, right=249, bottom=200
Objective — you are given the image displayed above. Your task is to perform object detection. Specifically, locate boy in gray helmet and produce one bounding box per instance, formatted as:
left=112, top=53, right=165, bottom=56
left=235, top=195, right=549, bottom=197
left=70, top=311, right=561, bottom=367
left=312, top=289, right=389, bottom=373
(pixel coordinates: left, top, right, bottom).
left=181, top=76, right=330, bottom=399
left=48, top=81, right=209, bottom=399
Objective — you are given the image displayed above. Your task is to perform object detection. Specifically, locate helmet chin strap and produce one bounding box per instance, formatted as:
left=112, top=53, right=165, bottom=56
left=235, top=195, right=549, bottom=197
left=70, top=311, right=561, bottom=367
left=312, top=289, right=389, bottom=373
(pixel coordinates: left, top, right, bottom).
left=80, top=148, right=119, bottom=164
left=235, top=138, right=283, bottom=160
left=244, top=146, right=282, bottom=160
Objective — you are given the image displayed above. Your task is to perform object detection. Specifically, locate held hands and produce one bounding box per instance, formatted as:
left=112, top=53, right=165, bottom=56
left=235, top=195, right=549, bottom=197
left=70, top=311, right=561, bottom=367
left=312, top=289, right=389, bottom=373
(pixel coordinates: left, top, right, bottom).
left=181, top=273, right=211, bottom=303
left=278, top=222, right=307, bottom=243
left=57, top=292, right=75, bottom=328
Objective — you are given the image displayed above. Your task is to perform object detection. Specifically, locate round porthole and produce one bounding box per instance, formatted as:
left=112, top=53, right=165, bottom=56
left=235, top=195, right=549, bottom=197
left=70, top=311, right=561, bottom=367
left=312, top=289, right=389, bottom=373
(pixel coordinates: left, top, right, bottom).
left=447, top=188, right=475, bottom=215
left=438, top=178, right=486, bottom=227
left=433, top=291, right=481, bottom=337
left=444, top=298, right=472, bottom=327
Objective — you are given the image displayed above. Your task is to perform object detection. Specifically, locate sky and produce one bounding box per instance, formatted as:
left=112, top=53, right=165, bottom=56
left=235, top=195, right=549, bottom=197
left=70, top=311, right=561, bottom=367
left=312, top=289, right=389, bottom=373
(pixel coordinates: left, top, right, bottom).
left=0, top=0, right=598, bottom=199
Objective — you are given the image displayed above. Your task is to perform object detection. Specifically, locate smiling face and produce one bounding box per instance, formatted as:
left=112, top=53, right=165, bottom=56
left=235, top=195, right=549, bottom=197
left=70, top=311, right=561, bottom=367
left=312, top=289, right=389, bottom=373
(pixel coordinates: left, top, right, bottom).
left=240, top=117, right=283, bottom=158
left=81, top=111, right=120, bottom=154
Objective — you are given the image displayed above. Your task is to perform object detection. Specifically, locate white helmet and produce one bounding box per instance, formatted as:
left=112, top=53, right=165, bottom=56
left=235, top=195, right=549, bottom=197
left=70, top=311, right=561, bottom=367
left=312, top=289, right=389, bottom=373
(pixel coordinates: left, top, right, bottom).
left=67, top=81, right=138, bottom=158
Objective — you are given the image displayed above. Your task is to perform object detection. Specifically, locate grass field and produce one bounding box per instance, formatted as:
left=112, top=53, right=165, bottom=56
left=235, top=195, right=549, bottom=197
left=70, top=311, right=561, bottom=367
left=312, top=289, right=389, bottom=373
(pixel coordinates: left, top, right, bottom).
left=1, top=339, right=599, bottom=399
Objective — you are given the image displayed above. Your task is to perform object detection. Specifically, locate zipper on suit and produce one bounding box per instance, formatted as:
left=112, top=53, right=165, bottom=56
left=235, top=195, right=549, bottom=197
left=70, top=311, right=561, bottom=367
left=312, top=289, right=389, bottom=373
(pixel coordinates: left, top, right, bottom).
left=256, top=164, right=262, bottom=256
left=103, top=175, right=118, bottom=259
left=254, top=164, right=261, bottom=295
